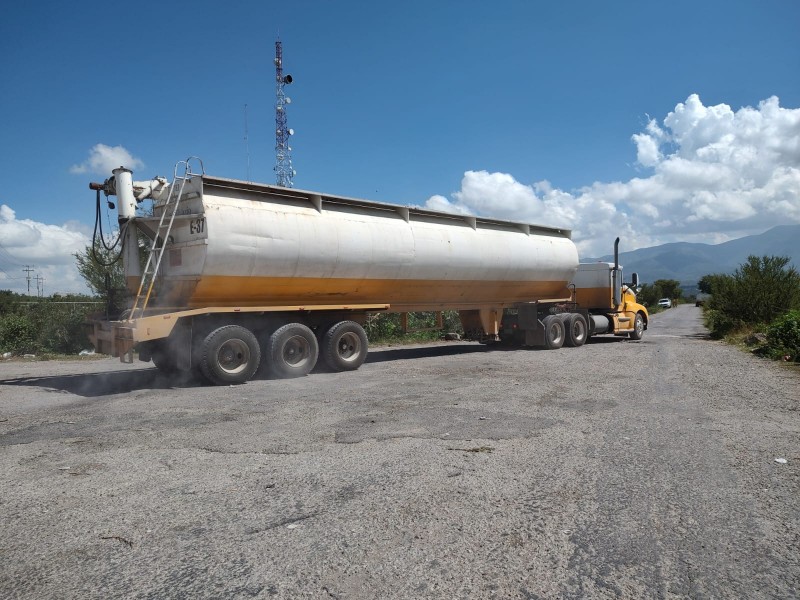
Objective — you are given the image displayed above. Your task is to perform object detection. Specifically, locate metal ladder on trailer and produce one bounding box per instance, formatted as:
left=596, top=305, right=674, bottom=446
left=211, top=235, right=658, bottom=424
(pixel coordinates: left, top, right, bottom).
left=126, top=157, right=205, bottom=320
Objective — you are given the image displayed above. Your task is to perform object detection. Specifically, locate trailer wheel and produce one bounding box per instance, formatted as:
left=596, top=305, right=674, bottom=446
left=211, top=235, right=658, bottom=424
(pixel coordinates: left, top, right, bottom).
left=267, top=323, right=319, bottom=378
left=564, top=313, right=588, bottom=347
left=542, top=315, right=565, bottom=349
left=199, top=325, right=261, bottom=385
left=321, top=321, right=369, bottom=371
left=629, top=312, right=645, bottom=340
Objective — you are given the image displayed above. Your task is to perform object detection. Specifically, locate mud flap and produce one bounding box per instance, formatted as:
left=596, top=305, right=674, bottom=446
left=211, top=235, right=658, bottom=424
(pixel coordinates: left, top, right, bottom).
left=518, top=304, right=545, bottom=347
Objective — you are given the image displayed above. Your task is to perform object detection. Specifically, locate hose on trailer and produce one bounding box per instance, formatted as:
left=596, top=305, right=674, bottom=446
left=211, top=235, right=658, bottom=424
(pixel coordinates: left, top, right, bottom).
left=91, top=187, right=128, bottom=267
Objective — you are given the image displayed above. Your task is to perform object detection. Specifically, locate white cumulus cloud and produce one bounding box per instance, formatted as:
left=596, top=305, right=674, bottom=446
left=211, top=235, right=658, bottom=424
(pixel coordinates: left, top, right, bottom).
left=70, top=143, right=144, bottom=175
left=0, top=204, right=92, bottom=294
left=425, top=94, right=800, bottom=256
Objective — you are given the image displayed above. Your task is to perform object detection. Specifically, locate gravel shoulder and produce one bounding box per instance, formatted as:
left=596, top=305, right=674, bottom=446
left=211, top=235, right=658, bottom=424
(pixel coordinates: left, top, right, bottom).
left=1, top=304, right=798, bottom=599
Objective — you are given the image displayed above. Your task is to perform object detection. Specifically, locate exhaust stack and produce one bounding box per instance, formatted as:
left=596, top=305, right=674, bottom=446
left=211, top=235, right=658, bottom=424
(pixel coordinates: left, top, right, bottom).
left=612, top=237, right=621, bottom=307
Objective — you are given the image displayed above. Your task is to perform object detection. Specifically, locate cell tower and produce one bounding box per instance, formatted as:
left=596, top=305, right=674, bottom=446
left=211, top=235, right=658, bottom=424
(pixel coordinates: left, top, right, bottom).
left=274, top=40, right=295, bottom=187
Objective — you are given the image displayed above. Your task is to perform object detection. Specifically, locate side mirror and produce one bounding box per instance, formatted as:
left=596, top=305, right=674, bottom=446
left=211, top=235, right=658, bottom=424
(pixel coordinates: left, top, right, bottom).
left=631, top=272, right=639, bottom=287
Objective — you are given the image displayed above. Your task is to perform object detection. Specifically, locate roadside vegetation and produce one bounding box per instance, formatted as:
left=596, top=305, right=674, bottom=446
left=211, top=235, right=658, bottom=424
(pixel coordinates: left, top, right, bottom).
left=0, top=242, right=124, bottom=358
left=0, top=290, right=100, bottom=356
left=365, top=311, right=463, bottom=344
left=636, top=279, right=682, bottom=314
left=698, top=255, right=800, bottom=363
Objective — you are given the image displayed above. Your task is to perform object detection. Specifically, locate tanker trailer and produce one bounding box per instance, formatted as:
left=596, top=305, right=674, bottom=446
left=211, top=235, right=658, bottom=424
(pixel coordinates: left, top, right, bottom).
left=86, top=159, right=640, bottom=386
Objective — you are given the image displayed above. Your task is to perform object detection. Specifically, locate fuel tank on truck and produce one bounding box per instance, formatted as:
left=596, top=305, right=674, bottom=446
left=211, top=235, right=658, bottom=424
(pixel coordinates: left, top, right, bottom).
left=145, top=176, right=579, bottom=311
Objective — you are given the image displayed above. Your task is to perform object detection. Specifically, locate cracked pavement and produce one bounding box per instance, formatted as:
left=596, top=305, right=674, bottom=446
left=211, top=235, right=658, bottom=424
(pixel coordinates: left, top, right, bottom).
left=1, top=305, right=798, bottom=599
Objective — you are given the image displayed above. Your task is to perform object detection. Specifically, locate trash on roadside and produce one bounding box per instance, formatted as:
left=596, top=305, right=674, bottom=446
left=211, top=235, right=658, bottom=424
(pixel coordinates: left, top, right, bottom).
left=78, top=349, right=95, bottom=356
left=775, top=458, right=788, bottom=464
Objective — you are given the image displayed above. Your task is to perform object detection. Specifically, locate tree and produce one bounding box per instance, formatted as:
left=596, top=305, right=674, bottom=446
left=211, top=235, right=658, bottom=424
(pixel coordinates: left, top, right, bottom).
left=697, top=274, right=724, bottom=295
left=637, top=279, right=682, bottom=307
left=705, top=255, right=800, bottom=337
left=74, top=243, right=128, bottom=318
left=637, top=283, right=659, bottom=307
left=653, top=279, right=682, bottom=301
left=731, top=255, right=800, bottom=323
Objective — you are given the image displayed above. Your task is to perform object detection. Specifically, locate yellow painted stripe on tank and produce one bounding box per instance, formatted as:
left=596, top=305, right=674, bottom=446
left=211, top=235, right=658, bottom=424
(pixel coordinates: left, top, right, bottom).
left=184, top=276, right=570, bottom=310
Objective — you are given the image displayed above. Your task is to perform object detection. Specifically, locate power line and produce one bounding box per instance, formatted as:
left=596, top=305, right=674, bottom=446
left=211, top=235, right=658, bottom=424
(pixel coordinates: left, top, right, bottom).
left=0, top=264, right=24, bottom=280
left=0, top=240, right=23, bottom=267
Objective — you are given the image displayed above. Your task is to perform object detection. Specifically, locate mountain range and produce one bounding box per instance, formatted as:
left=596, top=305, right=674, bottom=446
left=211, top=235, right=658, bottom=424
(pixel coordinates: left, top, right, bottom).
left=589, top=225, right=800, bottom=291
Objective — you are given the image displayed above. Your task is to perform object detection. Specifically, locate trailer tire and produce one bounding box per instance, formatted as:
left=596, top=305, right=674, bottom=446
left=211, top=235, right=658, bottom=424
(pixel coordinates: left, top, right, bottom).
left=542, top=315, right=565, bottom=350
left=199, top=325, right=261, bottom=385
left=267, top=323, right=319, bottom=379
left=564, top=313, right=588, bottom=347
left=629, top=312, right=645, bottom=340
left=321, top=320, right=369, bottom=371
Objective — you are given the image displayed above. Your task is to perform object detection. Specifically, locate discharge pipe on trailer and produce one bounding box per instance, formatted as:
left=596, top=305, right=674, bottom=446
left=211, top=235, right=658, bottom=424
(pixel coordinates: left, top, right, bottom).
left=112, top=168, right=137, bottom=220
left=115, top=168, right=144, bottom=294
left=89, top=167, right=143, bottom=293
left=89, top=168, right=171, bottom=294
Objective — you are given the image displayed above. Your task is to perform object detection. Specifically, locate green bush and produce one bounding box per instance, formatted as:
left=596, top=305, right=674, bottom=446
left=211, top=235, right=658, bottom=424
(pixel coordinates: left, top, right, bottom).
left=365, top=311, right=463, bottom=343
left=0, top=294, right=97, bottom=356
left=35, top=305, right=92, bottom=354
left=0, top=314, right=40, bottom=355
left=704, top=255, right=800, bottom=338
left=704, top=309, right=740, bottom=339
left=765, top=310, right=800, bottom=361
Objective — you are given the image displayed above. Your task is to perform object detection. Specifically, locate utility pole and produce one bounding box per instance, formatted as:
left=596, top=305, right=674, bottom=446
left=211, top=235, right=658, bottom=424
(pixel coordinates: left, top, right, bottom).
left=35, top=274, right=44, bottom=297
left=22, top=265, right=34, bottom=295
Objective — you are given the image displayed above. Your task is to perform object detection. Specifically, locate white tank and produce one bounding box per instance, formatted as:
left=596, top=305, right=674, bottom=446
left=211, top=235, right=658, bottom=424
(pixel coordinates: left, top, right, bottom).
left=144, top=176, right=579, bottom=311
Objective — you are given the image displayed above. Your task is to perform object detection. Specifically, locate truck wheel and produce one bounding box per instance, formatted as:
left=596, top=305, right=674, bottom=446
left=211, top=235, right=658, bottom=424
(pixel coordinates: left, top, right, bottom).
left=267, top=323, right=319, bottom=379
left=321, top=320, right=369, bottom=371
left=199, top=325, right=261, bottom=385
left=629, top=312, right=645, bottom=340
left=564, top=313, right=588, bottom=347
left=542, top=315, right=565, bottom=350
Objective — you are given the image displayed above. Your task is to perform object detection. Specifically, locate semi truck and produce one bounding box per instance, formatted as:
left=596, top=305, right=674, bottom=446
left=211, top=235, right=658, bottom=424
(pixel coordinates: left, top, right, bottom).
left=87, top=158, right=648, bottom=385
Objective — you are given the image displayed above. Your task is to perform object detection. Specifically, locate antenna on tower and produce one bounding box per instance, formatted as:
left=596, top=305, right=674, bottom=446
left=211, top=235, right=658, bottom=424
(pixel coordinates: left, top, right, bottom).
left=274, top=39, right=295, bottom=187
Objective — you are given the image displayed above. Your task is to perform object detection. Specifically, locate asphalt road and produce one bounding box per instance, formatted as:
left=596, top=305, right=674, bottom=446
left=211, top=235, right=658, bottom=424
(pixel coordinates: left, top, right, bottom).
left=1, top=304, right=798, bottom=599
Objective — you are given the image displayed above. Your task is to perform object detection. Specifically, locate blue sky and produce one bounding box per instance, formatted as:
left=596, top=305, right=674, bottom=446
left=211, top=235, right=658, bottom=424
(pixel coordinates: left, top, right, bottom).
left=1, top=0, right=799, bottom=294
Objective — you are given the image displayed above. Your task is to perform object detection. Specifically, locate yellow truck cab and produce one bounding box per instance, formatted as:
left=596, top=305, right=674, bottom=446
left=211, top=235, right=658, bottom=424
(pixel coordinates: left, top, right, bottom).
left=573, top=261, right=649, bottom=340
